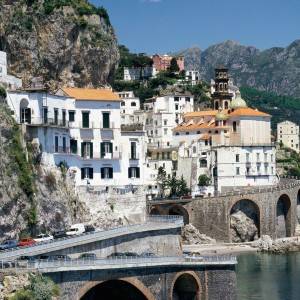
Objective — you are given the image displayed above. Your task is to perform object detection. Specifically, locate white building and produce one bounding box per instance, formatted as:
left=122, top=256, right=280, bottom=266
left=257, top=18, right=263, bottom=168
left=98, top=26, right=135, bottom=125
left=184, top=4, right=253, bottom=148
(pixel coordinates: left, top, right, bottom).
left=0, top=51, right=22, bottom=89
left=7, top=88, right=147, bottom=189
left=277, top=120, right=299, bottom=152
left=174, top=91, right=278, bottom=194
left=185, top=70, right=200, bottom=85
left=123, top=66, right=156, bottom=81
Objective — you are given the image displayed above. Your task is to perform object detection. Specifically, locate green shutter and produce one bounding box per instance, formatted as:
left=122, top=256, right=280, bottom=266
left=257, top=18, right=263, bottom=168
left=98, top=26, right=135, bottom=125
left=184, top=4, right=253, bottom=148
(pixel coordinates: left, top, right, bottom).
left=136, top=167, right=140, bottom=178
left=90, top=143, right=93, bottom=158
left=81, top=142, right=85, bottom=157
left=81, top=168, right=85, bottom=179
left=109, top=142, right=113, bottom=153
left=128, top=168, right=131, bottom=178
left=103, top=113, right=110, bottom=128
left=109, top=167, right=113, bottom=179
left=101, top=168, right=104, bottom=179
left=101, top=143, right=105, bottom=158
left=89, top=168, right=93, bottom=179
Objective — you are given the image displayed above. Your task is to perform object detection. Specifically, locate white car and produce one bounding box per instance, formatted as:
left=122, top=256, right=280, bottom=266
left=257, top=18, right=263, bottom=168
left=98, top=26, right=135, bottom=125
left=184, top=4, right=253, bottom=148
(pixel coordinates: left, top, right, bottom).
left=34, top=234, right=54, bottom=243
left=66, top=223, right=86, bottom=236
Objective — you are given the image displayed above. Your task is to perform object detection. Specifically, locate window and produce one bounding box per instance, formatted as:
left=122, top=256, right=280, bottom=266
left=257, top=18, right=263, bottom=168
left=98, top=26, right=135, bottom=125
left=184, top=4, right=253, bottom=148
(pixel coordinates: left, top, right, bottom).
left=264, top=153, right=268, bottom=161
left=200, top=159, right=207, bottom=168
left=43, top=107, right=48, bottom=124
left=62, top=110, right=66, bottom=126
left=175, top=132, right=179, bottom=136
left=103, top=112, right=110, bottom=128
left=130, top=142, right=137, bottom=159
left=164, top=128, right=168, bottom=135
left=233, top=121, right=237, bottom=132
left=101, top=142, right=113, bottom=158
left=257, top=165, right=261, bottom=174
left=69, top=111, right=75, bottom=122
left=236, top=167, right=240, bottom=175
left=186, top=97, right=190, bottom=102
left=271, top=154, right=274, bottom=162
left=81, top=167, right=93, bottom=180
left=197, top=131, right=201, bottom=134
left=128, top=167, right=140, bottom=178
left=186, top=132, right=189, bottom=135
left=264, top=165, right=268, bottom=174
left=167, top=152, right=171, bottom=159
left=174, top=97, right=179, bottom=102
left=54, top=108, right=59, bottom=125
left=224, top=101, right=229, bottom=109
left=246, top=153, right=250, bottom=162
left=54, top=136, right=59, bottom=152
left=193, top=146, right=197, bottom=154
left=175, top=104, right=179, bottom=110
left=81, top=142, right=93, bottom=158
left=101, top=167, right=113, bottom=179
left=82, top=111, right=90, bottom=128
left=256, top=153, right=260, bottom=162
left=236, top=154, right=240, bottom=162
left=271, top=167, right=274, bottom=174
left=70, top=139, right=77, bottom=154
left=121, top=101, right=125, bottom=106
left=146, top=119, right=149, bottom=125
left=164, top=120, right=167, bottom=125
left=62, top=137, right=66, bottom=152
left=246, top=167, right=250, bottom=175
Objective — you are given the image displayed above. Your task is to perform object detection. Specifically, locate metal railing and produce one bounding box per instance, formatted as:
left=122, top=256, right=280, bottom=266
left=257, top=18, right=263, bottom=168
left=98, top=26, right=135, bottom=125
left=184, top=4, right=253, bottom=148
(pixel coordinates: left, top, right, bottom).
left=23, top=117, right=69, bottom=128
left=0, top=216, right=183, bottom=261
left=0, top=255, right=237, bottom=272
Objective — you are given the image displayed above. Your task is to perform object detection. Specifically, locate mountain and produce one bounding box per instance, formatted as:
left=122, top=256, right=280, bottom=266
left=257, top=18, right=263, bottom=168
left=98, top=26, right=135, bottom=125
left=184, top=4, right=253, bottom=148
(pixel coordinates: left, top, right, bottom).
left=181, top=40, right=300, bottom=98
left=0, top=0, right=119, bottom=90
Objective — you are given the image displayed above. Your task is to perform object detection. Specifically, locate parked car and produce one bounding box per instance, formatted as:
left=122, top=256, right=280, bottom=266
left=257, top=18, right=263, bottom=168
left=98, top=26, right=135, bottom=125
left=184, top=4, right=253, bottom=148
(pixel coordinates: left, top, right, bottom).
left=123, top=252, right=139, bottom=257
left=84, top=225, right=95, bottom=233
left=140, top=252, right=156, bottom=258
left=34, top=233, right=53, bottom=243
left=48, top=255, right=71, bottom=261
left=53, top=230, right=67, bottom=239
left=79, top=253, right=97, bottom=260
left=0, top=239, right=18, bottom=250
left=18, top=238, right=36, bottom=247
left=66, top=223, right=86, bottom=236
left=107, top=252, right=127, bottom=259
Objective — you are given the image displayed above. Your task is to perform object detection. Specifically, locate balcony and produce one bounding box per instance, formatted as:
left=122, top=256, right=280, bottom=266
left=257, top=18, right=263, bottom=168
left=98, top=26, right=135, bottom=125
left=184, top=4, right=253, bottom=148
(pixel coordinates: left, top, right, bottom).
left=129, top=153, right=140, bottom=160
left=27, top=117, right=69, bottom=128
left=53, top=146, right=70, bottom=154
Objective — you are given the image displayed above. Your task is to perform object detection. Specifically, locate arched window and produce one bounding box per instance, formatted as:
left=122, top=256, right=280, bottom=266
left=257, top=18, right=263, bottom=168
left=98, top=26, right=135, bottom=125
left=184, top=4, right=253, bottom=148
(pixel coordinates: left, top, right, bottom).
left=224, top=101, right=229, bottom=109
left=200, top=159, right=207, bottom=168
left=233, top=121, right=237, bottom=132
left=220, top=83, right=223, bottom=91
left=215, top=101, right=219, bottom=110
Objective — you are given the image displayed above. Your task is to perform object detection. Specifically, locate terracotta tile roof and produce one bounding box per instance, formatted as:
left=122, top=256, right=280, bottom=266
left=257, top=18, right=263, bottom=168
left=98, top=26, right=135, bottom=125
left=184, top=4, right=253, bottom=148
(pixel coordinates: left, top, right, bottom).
left=229, top=107, right=270, bottom=117
left=61, top=88, right=121, bottom=101
left=184, top=110, right=218, bottom=117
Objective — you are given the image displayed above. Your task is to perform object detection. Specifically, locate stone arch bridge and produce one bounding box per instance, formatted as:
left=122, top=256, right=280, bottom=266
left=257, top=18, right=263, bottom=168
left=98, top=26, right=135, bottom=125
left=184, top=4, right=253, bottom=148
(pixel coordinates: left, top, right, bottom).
left=149, top=179, right=300, bottom=242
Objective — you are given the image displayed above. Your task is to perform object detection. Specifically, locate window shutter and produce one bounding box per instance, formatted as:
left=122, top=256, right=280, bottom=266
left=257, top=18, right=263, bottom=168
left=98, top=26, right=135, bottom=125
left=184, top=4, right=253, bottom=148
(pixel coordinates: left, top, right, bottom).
left=90, top=143, right=93, bottom=158
left=109, top=167, right=113, bottom=179
left=101, top=143, right=105, bottom=158
left=109, top=142, right=113, bottom=153
left=101, top=168, right=104, bottom=179
left=89, top=168, right=93, bottom=179
left=81, top=142, right=84, bottom=157
left=128, top=167, right=131, bottom=178
left=136, top=167, right=140, bottom=178
left=81, top=168, right=85, bottom=180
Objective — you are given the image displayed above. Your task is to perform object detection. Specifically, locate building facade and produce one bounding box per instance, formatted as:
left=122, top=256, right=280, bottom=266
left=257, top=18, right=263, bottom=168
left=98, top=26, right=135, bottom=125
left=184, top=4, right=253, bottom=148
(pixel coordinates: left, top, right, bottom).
left=123, top=66, right=155, bottom=81
left=277, top=120, right=299, bottom=152
left=152, top=54, right=184, bottom=72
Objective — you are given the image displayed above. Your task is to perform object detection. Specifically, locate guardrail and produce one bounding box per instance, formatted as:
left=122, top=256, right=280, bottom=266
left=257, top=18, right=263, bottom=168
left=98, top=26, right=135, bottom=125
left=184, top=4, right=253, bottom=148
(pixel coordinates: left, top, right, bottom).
left=0, top=255, right=237, bottom=272
left=0, top=216, right=183, bottom=260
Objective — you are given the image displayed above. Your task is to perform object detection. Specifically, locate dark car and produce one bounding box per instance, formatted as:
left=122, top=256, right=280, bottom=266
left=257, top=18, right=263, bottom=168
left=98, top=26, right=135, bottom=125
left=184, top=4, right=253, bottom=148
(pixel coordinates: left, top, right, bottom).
left=53, top=230, right=67, bottom=239
left=107, top=252, right=127, bottom=259
left=123, top=252, right=139, bottom=257
left=79, top=253, right=97, bottom=260
left=140, top=252, right=156, bottom=258
left=84, top=225, right=95, bottom=233
left=0, top=239, right=18, bottom=250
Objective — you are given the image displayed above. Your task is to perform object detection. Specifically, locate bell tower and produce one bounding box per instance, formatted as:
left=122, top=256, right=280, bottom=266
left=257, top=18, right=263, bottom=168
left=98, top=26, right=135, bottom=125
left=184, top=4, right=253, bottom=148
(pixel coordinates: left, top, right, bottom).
left=212, top=67, right=233, bottom=110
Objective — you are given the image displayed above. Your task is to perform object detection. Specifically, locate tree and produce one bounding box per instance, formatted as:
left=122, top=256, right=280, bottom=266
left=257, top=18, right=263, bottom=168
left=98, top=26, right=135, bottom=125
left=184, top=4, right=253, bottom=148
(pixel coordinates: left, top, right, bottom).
left=198, top=174, right=211, bottom=187
left=177, top=175, right=190, bottom=197
left=156, top=166, right=168, bottom=197
left=169, top=57, right=179, bottom=73
left=167, top=174, right=178, bottom=197
left=0, top=86, right=6, bottom=99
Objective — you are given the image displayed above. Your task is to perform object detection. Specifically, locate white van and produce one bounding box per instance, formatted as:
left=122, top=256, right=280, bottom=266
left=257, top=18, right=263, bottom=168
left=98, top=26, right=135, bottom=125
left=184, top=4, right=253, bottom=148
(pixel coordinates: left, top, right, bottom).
left=66, top=224, right=86, bottom=236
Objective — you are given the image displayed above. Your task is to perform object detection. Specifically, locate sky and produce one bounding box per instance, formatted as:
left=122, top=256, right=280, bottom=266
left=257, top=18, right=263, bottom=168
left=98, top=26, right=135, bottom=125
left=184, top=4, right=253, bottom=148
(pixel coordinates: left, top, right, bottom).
left=92, top=0, right=300, bottom=54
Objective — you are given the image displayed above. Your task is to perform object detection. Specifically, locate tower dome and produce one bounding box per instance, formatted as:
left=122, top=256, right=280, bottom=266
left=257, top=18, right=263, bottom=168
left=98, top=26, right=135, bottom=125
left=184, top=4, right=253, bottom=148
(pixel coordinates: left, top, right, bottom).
left=230, top=91, right=247, bottom=109
left=215, top=108, right=228, bottom=120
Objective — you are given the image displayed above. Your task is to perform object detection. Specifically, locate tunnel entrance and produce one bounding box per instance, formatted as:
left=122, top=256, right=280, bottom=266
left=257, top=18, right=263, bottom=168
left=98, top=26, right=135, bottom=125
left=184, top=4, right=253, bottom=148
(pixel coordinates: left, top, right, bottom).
left=230, top=199, right=260, bottom=243
left=172, top=273, right=200, bottom=300
left=276, top=194, right=291, bottom=238
left=81, top=280, right=148, bottom=300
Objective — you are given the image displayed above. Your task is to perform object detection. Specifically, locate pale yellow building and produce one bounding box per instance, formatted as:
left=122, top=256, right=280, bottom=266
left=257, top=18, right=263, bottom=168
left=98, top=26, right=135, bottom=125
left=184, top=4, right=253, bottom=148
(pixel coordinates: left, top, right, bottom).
left=277, top=120, right=299, bottom=152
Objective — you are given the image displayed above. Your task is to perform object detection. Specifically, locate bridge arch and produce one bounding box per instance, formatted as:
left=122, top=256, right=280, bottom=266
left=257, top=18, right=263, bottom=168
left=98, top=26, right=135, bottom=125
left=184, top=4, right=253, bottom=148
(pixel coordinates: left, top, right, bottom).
left=276, top=194, right=292, bottom=238
left=168, top=205, right=189, bottom=225
left=79, top=278, right=155, bottom=300
left=171, top=271, right=201, bottom=300
left=229, top=199, right=260, bottom=243
left=149, top=206, right=165, bottom=216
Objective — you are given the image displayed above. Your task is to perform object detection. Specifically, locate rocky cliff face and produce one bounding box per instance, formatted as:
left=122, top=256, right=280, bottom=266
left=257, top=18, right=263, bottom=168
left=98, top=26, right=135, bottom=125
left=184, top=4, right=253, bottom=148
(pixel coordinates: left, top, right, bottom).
left=0, top=0, right=119, bottom=90
left=181, top=40, right=300, bottom=97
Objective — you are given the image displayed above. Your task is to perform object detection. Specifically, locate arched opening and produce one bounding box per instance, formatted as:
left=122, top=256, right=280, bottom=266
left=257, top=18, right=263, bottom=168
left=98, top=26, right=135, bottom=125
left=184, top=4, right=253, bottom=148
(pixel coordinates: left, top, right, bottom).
left=169, top=205, right=189, bottom=225
left=80, top=280, right=151, bottom=300
left=230, top=199, right=260, bottom=243
left=276, top=194, right=292, bottom=238
left=20, top=98, right=31, bottom=124
left=214, top=101, right=219, bottom=110
left=172, top=273, right=200, bottom=300
left=224, top=101, right=229, bottom=109
left=149, top=207, right=161, bottom=215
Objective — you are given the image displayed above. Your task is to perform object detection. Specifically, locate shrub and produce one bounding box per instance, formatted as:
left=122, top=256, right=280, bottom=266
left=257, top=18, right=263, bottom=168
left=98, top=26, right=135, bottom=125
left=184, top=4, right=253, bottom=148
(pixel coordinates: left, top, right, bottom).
left=198, top=174, right=211, bottom=187
left=0, top=86, right=6, bottom=98
left=44, top=171, right=57, bottom=191
left=10, top=289, right=33, bottom=300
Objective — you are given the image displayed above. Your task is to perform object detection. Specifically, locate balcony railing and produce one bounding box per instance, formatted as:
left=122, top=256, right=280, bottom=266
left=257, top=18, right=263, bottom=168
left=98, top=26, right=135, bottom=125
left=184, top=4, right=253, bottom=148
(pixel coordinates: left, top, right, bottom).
left=53, top=146, right=70, bottom=154
left=69, top=122, right=116, bottom=130
left=25, top=117, right=69, bottom=128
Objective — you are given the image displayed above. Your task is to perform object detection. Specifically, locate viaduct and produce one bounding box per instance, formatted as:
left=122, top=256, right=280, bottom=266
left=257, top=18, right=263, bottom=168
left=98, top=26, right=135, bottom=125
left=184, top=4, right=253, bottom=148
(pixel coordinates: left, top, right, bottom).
left=148, top=178, right=300, bottom=242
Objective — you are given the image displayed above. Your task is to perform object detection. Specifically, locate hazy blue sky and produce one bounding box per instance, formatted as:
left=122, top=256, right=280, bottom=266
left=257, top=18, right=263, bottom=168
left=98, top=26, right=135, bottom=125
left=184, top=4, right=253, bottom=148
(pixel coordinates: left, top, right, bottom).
left=92, top=0, right=300, bottom=54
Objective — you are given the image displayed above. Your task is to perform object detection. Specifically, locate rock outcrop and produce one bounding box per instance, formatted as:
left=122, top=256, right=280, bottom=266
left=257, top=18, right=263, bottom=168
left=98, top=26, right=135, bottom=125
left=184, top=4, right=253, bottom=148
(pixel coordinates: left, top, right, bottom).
left=0, top=0, right=119, bottom=90
left=0, top=273, right=31, bottom=299
left=230, top=210, right=259, bottom=243
left=182, top=224, right=216, bottom=245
